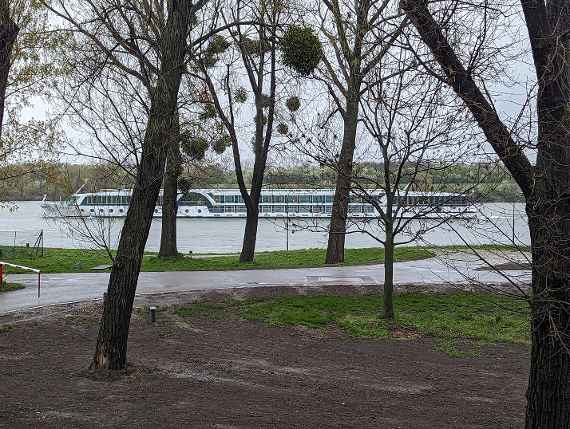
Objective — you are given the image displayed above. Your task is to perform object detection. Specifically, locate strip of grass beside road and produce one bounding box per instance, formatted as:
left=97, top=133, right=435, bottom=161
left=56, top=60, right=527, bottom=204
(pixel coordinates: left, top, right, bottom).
left=176, top=292, right=529, bottom=357
left=0, top=283, right=25, bottom=293
left=0, top=246, right=434, bottom=274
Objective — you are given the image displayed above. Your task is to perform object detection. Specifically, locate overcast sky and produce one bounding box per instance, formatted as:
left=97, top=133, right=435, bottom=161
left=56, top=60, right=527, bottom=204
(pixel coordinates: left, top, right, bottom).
left=20, top=2, right=537, bottom=167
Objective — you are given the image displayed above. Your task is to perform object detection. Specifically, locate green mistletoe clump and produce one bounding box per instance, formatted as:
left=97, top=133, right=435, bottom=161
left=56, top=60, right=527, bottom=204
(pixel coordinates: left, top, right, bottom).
left=280, top=25, right=323, bottom=76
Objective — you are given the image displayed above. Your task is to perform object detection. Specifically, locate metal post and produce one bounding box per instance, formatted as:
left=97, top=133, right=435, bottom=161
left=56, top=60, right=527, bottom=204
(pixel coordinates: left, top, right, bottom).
left=512, top=202, right=516, bottom=244
left=37, top=271, right=41, bottom=299
left=149, top=306, right=157, bottom=323
left=0, top=263, right=3, bottom=288
left=286, top=200, right=289, bottom=252
left=286, top=217, right=289, bottom=252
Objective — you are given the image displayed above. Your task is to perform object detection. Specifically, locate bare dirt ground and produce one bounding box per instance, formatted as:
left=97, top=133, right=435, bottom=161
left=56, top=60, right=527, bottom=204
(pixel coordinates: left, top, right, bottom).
left=0, top=296, right=528, bottom=429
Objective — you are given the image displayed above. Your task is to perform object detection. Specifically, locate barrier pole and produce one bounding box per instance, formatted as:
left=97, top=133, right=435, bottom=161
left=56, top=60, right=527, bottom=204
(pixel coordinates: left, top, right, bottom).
left=0, top=263, right=3, bottom=288
left=38, top=271, right=41, bottom=299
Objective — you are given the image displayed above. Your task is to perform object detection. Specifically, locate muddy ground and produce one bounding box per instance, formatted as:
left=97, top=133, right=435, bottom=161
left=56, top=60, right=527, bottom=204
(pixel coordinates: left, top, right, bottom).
left=0, top=299, right=528, bottom=428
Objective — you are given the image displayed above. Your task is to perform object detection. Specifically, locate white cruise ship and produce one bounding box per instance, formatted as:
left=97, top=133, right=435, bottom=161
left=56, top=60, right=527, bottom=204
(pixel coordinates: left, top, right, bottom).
left=41, top=188, right=477, bottom=219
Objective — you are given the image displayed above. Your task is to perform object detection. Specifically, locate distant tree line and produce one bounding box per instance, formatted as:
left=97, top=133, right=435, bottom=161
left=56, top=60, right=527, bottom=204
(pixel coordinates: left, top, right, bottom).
left=0, top=161, right=524, bottom=202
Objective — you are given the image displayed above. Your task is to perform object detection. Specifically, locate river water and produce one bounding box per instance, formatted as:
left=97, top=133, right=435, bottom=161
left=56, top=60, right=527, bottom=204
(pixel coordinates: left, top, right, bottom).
left=0, top=201, right=529, bottom=253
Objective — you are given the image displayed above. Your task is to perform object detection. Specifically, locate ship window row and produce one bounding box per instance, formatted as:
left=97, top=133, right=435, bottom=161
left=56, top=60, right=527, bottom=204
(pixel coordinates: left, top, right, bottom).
left=79, top=193, right=469, bottom=208
left=212, top=195, right=387, bottom=204
left=81, top=195, right=131, bottom=205
left=209, top=204, right=377, bottom=214
left=212, top=194, right=469, bottom=206
left=213, top=194, right=338, bottom=204
left=392, top=195, right=470, bottom=207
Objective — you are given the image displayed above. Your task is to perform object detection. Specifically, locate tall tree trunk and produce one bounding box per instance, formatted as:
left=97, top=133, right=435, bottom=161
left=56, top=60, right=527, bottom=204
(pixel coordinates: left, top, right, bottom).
left=401, top=1, right=570, bottom=426
left=525, top=198, right=570, bottom=428
left=91, top=1, right=192, bottom=371
left=240, top=203, right=259, bottom=263
left=238, top=96, right=271, bottom=263
left=159, top=114, right=181, bottom=258
left=383, top=223, right=395, bottom=320
left=0, top=1, right=18, bottom=141
left=326, top=95, right=360, bottom=264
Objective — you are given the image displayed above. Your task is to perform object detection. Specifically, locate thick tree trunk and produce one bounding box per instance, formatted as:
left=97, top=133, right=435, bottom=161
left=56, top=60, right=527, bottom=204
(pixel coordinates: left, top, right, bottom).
left=0, top=1, right=18, bottom=141
left=525, top=200, right=570, bottom=428
left=326, top=95, right=360, bottom=264
left=401, top=1, right=570, bottom=426
left=91, top=1, right=192, bottom=371
left=159, top=116, right=181, bottom=258
left=383, top=226, right=395, bottom=320
left=240, top=204, right=259, bottom=263
left=92, top=177, right=164, bottom=369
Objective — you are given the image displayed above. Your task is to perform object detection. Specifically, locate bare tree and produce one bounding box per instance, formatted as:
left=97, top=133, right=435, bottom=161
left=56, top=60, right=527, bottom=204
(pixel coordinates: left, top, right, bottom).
left=47, top=0, right=211, bottom=370
left=400, top=0, right=570, bottom=426
left=301, top=0, right=407, bottom=264
left=355, top=56, right=479, bottom=319
left=56, top=56, right=227, bottom=259
left=159, top=106, right=229, bottom=257
left=292, top=49, right=479, bottom=319
left=197, top=0, right=292, bottom=262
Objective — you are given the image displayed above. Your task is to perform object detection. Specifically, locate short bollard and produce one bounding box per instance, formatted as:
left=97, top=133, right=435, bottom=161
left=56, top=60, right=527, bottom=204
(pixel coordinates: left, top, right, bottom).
left=149, top=306, right=157, bottom=323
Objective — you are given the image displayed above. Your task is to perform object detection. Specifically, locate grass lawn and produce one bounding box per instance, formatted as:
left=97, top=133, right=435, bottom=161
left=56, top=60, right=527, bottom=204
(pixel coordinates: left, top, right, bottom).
left=176, top=292, right=530, bottom=357
left=0, top=246, right=434, bottom=274
left=0, top=282, right=25, bottom=293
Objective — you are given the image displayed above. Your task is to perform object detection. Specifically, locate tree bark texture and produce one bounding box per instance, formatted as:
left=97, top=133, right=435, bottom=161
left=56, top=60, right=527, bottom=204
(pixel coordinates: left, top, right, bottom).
left=383, top=225, right=395, bottom=320
left=525, top=207, right=570, bottom=428
left=400, top=1, right=570, bottom=427
left=240, top=204, right=259, bottom=263
left=325, top=95, right=360, bottom=264
left=92, top=0, right=193, bottom=371
left=159, top=113, right=181, bottom=258
left=0, top=0, right=18, bottom=141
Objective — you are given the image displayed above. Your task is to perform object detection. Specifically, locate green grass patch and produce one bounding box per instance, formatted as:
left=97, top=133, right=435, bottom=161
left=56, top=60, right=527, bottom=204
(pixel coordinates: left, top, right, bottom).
left=0, top=246, right=434, bottom=274
left=0, top=244, right=524, bottom=274
left=0, top=282, right=25, bottom=293
left=175, top=302, right=230, bottom=319
left=177, top=292, right=529, bottom=356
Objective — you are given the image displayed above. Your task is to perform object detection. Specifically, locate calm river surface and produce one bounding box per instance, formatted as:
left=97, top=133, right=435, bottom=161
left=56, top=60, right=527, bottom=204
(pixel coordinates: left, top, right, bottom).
left=0, top=201, right=529, bottom=253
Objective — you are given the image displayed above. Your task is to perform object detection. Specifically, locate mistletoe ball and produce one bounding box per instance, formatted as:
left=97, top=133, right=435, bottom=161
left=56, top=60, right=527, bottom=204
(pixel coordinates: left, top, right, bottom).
left=280, top=25, right=323, bottom=76
left=286, top=96, right=301, bottom=112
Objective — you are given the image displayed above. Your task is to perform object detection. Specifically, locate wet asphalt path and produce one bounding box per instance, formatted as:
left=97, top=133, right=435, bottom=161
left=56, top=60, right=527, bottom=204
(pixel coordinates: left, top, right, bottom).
left=0, top=255, right=531, bottom=315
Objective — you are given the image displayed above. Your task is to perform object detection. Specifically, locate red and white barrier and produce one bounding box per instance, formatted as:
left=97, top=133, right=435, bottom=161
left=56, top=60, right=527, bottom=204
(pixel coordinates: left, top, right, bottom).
left=0, top=262, right=41, bottom=298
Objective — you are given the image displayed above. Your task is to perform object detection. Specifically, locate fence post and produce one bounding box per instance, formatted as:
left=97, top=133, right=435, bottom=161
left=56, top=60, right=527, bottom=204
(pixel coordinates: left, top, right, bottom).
left=37, top=271, right=41, bottom=299
left=0, top=263, right=3, bottom=288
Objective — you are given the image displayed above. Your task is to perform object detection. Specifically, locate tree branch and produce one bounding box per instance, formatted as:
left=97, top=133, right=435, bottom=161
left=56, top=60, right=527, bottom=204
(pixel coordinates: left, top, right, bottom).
left=401, top=0, right=534, bottom=197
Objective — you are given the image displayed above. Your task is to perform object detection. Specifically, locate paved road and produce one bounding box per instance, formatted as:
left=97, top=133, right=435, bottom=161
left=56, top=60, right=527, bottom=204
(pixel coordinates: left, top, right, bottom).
left=0, top=254, right=531, bottom=315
